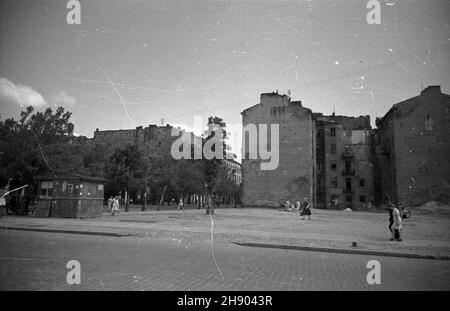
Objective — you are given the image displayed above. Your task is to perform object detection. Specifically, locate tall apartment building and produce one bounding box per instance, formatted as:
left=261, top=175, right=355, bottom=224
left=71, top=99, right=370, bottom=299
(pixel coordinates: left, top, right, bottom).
left=374, top=86, right=450, bottom=206
left=314, top=114, right=374, bottom=209
left=241, top=92, right=315, bottom=207
left=94, top=124, right=179, bottom=152
left=241, top=93, right=373, bottom=209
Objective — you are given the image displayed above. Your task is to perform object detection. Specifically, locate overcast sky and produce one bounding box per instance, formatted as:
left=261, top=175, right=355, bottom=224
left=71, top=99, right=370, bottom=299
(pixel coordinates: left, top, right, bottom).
left=1, top=0, right=449, bottom=159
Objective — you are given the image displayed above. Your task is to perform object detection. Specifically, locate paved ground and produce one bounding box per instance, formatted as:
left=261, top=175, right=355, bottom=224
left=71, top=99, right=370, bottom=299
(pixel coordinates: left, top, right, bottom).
left=1, top=207, right=449, bottom=257
left=1, top=230, right=449, bottom=291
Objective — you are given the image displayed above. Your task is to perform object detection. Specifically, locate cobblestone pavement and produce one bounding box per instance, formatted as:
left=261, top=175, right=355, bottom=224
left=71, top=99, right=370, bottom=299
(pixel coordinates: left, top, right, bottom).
left=1, top=230, right=449, bottom=291
left=1, top=208, right=449, bottom=257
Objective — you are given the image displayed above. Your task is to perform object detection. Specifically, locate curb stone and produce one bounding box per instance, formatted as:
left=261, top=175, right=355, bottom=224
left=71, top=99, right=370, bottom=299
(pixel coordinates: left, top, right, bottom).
left=0, top=226, right=136, bottom=237
left=2, top=224, right=448, bottom=261
left=233, top=241, right=450, bottom=261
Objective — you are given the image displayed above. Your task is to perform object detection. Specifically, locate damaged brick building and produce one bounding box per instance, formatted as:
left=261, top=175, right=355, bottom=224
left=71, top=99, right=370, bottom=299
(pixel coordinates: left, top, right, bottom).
left=374, top=86, right=450, bottom=206
left=93, top=124, right=189, bottom=154
left=314, top=113, right=374, bottom=209
left=241, top=92, right=315, bottom=207
left=241, top=86, right=449, bottom=208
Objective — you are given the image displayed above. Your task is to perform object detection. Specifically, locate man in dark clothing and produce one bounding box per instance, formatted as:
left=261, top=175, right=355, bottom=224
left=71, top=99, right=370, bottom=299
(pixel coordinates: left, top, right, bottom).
left=300, top=198, right=311, bottom=220
left=388, top=203, right=395, bottom=241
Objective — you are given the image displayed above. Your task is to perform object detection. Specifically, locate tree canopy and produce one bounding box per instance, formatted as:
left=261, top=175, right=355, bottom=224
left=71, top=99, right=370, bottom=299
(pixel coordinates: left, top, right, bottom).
left=0, top=107, right=239, bottom=209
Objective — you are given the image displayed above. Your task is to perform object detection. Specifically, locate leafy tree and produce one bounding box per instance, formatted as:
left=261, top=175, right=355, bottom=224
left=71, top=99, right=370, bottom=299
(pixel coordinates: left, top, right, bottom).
left=82, top=143, right=109, bottom=177
left=202, top=116, right=238, bottom=213
left=104, top=144, right=148, bottom=212
left=18, top=106, right=74, bottom=145
left=203, top=116, right=227, bottom=194
left=0, top=106, right=75, bottom=191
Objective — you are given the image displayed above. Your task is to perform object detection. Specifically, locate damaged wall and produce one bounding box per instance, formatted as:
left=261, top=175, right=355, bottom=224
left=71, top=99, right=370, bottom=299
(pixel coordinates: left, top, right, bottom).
left=241, top=93, right=314, bottom=207
left=375, top=86, right=450, bottom=206
left=393, top=86, right=450, bottom=206
left=317, top=114, right=374, bottom=209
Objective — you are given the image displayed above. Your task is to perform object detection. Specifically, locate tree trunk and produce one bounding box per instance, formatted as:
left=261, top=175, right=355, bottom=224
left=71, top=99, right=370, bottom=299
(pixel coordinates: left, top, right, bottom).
left=158, top=185, right=167, bottom=211
left=125, top=189, right=129, bottom=212
left=141, top=186, right=146, bottom=212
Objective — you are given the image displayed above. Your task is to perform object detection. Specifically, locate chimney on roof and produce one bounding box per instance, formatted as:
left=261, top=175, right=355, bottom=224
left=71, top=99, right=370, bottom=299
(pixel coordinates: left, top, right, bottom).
left=421, top=85, right=441, bottom=95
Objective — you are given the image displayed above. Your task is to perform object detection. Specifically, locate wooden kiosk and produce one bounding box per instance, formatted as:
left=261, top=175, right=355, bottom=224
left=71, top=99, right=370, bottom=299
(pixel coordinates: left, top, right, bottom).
left=33, top=175, right=105, bottom=218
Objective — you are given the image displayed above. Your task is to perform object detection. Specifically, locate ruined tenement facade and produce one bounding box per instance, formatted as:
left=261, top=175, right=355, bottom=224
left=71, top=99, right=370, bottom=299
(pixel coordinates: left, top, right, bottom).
left=241, top=92, right=315, bottom=207
left=242, top=87, right=450, bottom=208
left=314, top=114, right=374, bottom=209
left=93, top=124, right=180, bottom=153
left=374, top=86, right=450, bottom=206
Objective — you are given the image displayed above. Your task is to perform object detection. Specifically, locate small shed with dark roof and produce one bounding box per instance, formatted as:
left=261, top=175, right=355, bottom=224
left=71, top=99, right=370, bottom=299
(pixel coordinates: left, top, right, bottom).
left=33, top=174, right=105, bottom=218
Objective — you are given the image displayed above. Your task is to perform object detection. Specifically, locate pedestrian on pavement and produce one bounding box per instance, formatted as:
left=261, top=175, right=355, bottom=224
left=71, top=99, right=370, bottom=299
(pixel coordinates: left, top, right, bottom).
left=398, top=203, right=407, bottom=219
left=295, top=199, right=301, bottom=211
left=111, top=196, right=120, bottom=216
left=285, top=200, right=290, bottom=209
left=300, top=197, right=311, bottom=220
left=177, top=197, right=184, bottom=211
left=392, top=204, right=403, bottom=241
left=388, top=202, right=395, bottom=240
left=108, top=196, right=113, bottom=213
left=333, top=197, right=339, bottom=209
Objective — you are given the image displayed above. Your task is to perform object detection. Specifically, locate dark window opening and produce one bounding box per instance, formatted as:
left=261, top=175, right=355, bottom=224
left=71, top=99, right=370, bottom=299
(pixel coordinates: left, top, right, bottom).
left=345, top=160, right=351, bottom=171
left=346, top=178, right=352, bottom=191
left=330, top=128, right=336, bottom=137
left=330, top=143, right=336, bottom=154
left=331, top=161, right=337, bottom=170
left=425, top=114, right=433, bottom=131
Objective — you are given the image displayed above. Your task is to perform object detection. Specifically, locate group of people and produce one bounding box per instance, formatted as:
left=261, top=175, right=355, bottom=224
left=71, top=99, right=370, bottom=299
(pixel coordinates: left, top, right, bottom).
left=282, top=197, right=408, bottom=241
left=107, top=193, right=406, bottom=242
left=107, top=196, right=120, bottom=216
left=282, top=197, right=312, bottom=220
left=388, top=202, right=408, bottom=241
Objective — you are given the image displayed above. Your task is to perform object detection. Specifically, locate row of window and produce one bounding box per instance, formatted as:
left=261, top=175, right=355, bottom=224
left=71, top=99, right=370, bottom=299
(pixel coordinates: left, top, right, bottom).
left=331, top=194, right=367, bottom=204
left=326, top=115, right=432, bottom=140
left=39, top=181, right=104, bottom=199
left=318, top=128, right=337, bottom=138
left=318, top=160, right=367, bottom=172
left=328, top=177, right=365, bottom=188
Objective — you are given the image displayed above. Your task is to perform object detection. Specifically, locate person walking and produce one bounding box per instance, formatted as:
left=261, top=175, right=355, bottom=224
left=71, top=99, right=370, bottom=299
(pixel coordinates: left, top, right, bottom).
left=111, top=196, right=120, bottom=216
left=107, top=196, right=113, bottom=213
left=177, top=197, right=184, bottom=212
left=392, top=204, right=403, bottom=241
left=300, top=197, right=311, bottom=220
left=295, top=199, right=301, bottom=211
left=333, top=197, right=339, bottom=209
left=388, top=202, right=395, bottom=240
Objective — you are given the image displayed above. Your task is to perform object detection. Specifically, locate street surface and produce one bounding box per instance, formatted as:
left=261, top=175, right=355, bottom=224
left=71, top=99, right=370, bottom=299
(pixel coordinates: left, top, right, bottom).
left=2, top=207, right=449, bottom=258
left=1, top=230, right=449, bottom=291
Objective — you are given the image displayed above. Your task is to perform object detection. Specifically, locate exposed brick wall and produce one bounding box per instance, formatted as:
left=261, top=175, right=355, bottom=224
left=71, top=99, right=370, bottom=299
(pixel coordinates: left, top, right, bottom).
left=241, top=93, right=314, bottom=207
left=374, top=113, right=397, bottom=203
left=393, top=87, right=450, bottom=206
left=375, top=86, right=450, bottom=206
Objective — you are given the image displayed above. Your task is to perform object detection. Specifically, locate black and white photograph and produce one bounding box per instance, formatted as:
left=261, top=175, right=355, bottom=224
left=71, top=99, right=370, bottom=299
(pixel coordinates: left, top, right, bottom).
left=0, top=0, right=449, bottom=295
